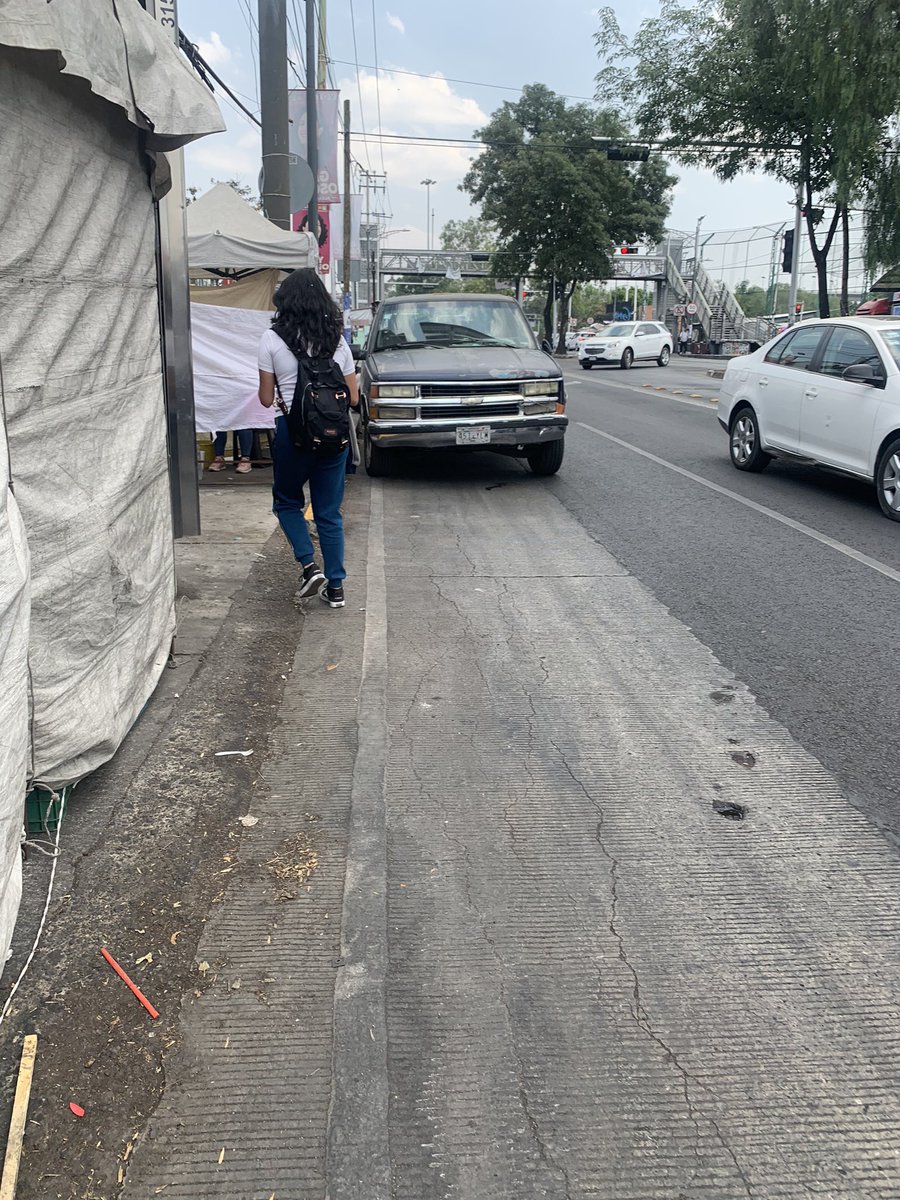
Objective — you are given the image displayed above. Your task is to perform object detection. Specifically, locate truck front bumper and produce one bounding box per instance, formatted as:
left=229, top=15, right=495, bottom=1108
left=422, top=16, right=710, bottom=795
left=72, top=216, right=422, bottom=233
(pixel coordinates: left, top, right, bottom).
left=368, top=414, right=568, bottom=450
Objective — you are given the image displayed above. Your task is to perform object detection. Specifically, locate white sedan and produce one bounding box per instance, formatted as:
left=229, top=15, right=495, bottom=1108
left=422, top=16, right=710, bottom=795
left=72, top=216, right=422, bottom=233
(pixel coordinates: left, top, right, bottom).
left=718, top=316, right=900, bottom=520
left=578, top=321, right=673, bottom=369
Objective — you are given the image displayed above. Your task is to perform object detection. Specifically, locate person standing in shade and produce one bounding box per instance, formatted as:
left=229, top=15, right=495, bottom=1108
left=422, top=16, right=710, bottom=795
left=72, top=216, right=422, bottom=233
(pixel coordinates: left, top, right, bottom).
left=679, top=325, right=691, bottom=356
left=208, top=429, right=253, bottom=473
left=257, top=269, right=360, bottom=609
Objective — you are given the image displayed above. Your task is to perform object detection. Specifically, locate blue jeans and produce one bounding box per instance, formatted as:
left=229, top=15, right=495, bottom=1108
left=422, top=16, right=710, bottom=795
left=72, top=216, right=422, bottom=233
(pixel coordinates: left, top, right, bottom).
left=272, top=416, right=348, bottom=584
left=214, top=429, right=253, bottom=458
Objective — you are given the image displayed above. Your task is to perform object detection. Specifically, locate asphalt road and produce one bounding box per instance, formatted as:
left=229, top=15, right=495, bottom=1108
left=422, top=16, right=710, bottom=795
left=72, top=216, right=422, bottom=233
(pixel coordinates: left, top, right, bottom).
left=553, top=353, right=900, bottom=844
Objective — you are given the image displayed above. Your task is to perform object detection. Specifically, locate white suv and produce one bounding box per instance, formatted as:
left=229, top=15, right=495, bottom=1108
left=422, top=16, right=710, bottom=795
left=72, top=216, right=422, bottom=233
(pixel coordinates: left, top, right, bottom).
left=578, top=321, right=673, bottom=369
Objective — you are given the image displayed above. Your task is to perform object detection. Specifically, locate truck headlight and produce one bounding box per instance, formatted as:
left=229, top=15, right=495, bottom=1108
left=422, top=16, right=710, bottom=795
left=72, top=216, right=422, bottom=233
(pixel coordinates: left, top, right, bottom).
left=369, top=404, right=416, bottom=420
left=369, top=384, right=418, bottom=399
left=524, top=400, right=559, bottom=414
left=522, top=380, right=559, bottom=397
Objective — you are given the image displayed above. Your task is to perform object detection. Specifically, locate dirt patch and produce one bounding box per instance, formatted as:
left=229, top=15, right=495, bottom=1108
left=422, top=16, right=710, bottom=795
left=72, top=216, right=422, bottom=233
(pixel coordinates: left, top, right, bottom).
left=0, top=535, right=303, bottom=1200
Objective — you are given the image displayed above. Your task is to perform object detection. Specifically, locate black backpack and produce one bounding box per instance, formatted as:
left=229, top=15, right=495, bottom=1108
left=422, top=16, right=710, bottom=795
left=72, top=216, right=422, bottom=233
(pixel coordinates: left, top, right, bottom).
left=275, top=335, right=351, bottom=455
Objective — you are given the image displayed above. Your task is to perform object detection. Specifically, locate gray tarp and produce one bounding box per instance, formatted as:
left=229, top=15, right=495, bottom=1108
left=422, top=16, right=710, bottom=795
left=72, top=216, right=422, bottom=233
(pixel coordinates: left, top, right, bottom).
left=0, top=1, right=222, bottom=967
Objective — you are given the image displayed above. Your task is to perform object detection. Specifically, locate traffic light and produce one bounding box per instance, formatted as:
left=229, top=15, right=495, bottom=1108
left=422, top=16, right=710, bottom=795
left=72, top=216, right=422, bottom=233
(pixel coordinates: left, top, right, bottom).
left=781, top=229, right=794, bottom=273
left=606, top=144, right=651, bottom=162
left=619, top=246, right=639, bottom=255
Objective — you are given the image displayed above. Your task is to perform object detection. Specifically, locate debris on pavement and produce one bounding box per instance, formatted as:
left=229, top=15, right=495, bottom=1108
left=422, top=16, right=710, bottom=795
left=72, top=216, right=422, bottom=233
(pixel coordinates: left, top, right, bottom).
left=267, top=833, right=318, bottom=901
left=712, top=800, right=747, bottom=821
left=215, top=750, right=254, bottom=758
left=69, top=1101, right=85, bottom=1117
left=239, top=814, right=259, bottom=827
left=100, top=948, right=160, bottom=1019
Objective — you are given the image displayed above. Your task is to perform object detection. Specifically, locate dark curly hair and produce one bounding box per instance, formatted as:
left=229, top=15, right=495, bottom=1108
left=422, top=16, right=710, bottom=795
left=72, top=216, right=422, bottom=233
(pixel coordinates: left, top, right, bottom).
left=271, top=268, right=342, bottom=355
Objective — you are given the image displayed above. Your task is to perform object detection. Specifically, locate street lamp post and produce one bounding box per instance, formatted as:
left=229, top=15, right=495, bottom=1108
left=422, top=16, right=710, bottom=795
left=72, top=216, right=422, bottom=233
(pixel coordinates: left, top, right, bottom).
left=692, top=215, right=705, bottom=306
left=421, top=178, right=436, bottom=249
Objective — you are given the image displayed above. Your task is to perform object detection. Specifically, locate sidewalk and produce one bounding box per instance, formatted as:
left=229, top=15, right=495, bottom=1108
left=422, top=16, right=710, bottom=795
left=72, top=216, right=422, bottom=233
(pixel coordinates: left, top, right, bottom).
left=4, top=453, right=900, bottom=1198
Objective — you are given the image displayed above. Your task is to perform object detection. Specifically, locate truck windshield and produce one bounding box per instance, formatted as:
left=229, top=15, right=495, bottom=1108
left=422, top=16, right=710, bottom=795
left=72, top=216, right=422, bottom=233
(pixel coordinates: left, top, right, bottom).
left=374, top=299, right=536, bottom=352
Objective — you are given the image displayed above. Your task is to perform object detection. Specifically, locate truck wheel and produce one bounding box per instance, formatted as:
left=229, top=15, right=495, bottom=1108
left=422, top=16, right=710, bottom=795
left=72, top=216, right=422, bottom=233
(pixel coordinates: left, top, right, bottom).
left=526, top=439, right=565, bottom=476
left=364, top=426, right=392, bottom=477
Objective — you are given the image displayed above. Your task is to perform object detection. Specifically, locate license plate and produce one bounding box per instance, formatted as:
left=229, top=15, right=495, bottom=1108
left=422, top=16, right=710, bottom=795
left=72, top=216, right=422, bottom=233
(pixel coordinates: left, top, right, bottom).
left=456, top=425, right=491, bottom=445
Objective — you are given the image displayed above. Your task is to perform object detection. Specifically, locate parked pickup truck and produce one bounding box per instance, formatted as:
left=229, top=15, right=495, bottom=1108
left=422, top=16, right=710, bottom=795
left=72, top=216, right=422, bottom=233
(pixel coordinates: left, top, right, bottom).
left=355, top=293, right=567, bottom=477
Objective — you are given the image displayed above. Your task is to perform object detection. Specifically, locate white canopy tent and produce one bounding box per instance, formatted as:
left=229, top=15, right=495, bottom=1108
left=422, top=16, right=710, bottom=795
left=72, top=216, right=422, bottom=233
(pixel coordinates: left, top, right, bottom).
left=186, top=183, right=318, bottom=273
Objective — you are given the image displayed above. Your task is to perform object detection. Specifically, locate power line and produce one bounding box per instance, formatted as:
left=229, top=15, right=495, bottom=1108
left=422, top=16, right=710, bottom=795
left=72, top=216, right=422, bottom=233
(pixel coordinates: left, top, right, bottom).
left=348, top=0, right=372, bottom=170
left=369, top=0, right=387, bottom=174
left=236, top=0, right=260, bottom=106
left=329, top=58, right=595, bottom=103
left=179, top=31, right=262, bottom=127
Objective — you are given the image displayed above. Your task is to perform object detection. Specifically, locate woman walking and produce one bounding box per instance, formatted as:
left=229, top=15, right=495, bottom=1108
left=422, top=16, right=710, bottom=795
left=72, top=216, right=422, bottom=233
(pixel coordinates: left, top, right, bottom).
left=258, top=269, right=359, bottom=608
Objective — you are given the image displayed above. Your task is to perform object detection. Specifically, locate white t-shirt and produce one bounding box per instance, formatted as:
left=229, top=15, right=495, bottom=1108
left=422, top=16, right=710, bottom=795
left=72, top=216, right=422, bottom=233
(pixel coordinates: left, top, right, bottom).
left=258, top=329, right=354, bottom=412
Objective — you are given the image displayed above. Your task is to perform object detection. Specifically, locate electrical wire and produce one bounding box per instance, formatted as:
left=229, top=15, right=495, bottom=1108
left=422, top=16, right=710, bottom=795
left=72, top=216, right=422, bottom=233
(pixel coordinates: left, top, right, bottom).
left=236, top=0, right=260, bottom=106
left=369, top=0, right=387, bottom=174
left=329, top=58, right=595, bottom=103
left=0, top=788, right=66, bottom=1029
left=179, top=31, right=262, bottom=126
left=348, top=0, right=372, bottom=170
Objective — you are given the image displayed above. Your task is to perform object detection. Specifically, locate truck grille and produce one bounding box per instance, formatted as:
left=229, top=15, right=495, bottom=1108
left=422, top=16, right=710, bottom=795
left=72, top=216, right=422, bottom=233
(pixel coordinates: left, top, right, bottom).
left=419, top=382, right=519, bottom=399
left=420, top=402, right=521, bottom=420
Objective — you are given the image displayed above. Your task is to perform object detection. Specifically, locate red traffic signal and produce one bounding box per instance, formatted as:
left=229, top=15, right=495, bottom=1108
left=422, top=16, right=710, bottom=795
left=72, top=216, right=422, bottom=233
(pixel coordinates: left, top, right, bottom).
left=620, top=246, right=638, bottom=255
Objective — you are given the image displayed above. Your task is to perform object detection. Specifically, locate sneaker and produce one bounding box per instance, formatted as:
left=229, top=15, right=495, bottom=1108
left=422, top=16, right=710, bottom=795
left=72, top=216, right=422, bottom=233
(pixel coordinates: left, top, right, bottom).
left=236, top=457, right=252, bottom=474
left=207, top=456, right=226, bottom=472
left=297, top=562, right=326, bottom=598
left=320, top=583, right=345, bottom=609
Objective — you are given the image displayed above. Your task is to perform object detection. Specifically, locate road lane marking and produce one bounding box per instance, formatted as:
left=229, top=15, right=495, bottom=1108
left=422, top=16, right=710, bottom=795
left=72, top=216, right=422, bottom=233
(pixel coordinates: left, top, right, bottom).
left=562, top=372, right=721, bottom=412
left=576, top=421, right=900, bottom=586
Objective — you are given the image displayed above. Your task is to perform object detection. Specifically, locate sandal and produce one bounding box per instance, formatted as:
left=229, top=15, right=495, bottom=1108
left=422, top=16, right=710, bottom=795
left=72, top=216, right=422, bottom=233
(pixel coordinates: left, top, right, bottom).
left=236, top=457, right=252, bottom=474
left=208, top=456, right=226, bottom=472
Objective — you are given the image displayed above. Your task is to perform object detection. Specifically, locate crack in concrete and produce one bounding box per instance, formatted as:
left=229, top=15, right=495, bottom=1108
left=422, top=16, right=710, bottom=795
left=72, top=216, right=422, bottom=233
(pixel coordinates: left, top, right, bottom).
left=549, top=736, right=754, bottom=1199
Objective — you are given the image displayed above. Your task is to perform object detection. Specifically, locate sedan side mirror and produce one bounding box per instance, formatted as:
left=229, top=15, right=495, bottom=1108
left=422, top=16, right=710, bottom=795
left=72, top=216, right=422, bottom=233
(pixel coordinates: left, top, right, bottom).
left=842, top=363, right=880, bottom=385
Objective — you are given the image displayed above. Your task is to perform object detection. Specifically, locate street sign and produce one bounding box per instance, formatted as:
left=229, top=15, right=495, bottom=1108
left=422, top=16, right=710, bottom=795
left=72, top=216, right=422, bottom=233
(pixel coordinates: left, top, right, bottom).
left=686, top=302, right=698, bottom=315
left=673, top=304, right=686, bottom=316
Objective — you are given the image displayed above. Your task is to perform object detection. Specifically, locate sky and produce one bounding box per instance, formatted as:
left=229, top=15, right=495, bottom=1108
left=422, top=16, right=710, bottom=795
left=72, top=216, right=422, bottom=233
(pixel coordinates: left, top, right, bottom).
left=178, top=0, right=860, bottom=293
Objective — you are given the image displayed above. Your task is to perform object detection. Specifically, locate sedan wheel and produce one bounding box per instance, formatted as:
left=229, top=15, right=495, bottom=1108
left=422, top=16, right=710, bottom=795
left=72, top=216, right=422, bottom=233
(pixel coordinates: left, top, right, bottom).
left=875, top=437, right=900, bottom=521
left=729, top=406, right=771, bottom=473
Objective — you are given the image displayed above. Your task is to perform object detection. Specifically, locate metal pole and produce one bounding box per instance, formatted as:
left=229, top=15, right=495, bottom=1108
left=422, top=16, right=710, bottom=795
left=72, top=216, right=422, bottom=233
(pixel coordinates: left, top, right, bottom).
left=421, top=178, right=435, bottom=249
left=787, top=184, right=803, bottom=322
left=692, top=215, right=705, bottom=304
left=143, top=0, right=199, bottom=537
left=317, top=0, right=328, bottom=89
left=258, top=0, right=291, bottom=229
left=305, top=0, right=318, bottom=239
left=342, top=98, right=352, bottom=341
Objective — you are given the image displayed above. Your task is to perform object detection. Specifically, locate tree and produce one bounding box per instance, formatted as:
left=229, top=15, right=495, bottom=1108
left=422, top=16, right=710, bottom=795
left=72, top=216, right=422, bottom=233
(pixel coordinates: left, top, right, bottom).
left=571, top=283, right=610, bottom=322
left=463, top=84, right=675, bottom=350
left=186, top=177, right=261, bottom=208
left=864, top=136, right=900, bottom=281
left=439, top=218, right=496, bottom=251
left=596, top=0, right=900, bottom=319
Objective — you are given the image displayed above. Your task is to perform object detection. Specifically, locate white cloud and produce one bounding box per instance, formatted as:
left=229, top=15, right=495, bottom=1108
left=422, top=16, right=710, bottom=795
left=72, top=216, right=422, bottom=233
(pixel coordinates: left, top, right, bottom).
left=188, top=130, right=261, bottom=189
left=386, top=11, right=405, bottom=33
left=197, top=31, right=232, bottom=68
left=342, top=69, right=486, bottom=132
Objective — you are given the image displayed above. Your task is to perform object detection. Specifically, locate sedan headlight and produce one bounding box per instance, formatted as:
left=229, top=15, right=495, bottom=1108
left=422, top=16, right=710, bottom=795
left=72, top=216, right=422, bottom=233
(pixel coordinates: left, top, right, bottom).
left=522, top=380, right=559, bottom=397
left=369, top=404, right=416, bottom=420
left=369, top=384, right=418, bottom=399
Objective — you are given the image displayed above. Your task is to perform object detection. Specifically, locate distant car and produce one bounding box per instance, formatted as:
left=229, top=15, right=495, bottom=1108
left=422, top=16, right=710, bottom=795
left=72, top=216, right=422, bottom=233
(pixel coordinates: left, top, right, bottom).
left=565, top=331, right=579, bottom=351
left=578, top=321, right=672, bottom=369
left=718, top=316, right=900, bottom=520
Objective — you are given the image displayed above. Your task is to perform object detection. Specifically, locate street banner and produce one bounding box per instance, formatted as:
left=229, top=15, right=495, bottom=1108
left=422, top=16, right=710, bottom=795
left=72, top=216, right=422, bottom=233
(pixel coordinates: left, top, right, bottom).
left=288, top=90, right=341, bottom=204
left=292, top=204, right=331, bottom=273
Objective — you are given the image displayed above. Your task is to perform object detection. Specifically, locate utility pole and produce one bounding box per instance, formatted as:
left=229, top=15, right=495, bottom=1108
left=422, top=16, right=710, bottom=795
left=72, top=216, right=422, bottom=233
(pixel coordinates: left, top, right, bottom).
left=342, top=98, right=351, bottom=340
left=258, top=0, right=291, bottom=229
left=305, top=0, right=318, bottom=239
left=421, top=178, right=436, bottom=249
left=787, top=184, right=803, bottom=322
left=317, top=0, right=328, bottom=89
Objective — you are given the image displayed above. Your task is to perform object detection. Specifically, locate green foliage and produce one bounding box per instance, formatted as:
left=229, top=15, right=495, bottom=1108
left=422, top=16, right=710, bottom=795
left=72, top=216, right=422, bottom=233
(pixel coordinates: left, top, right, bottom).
left=596, top=0, right=900, bottom=316
left=186, top=178, right=260, bottom=208
left=864, top=137, right=900, bottom=277
left=463, top=84, right=676, bottom=348
left=571, top=283, right=611, bottom=321
left=439, top=218, right=497, bottom=251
